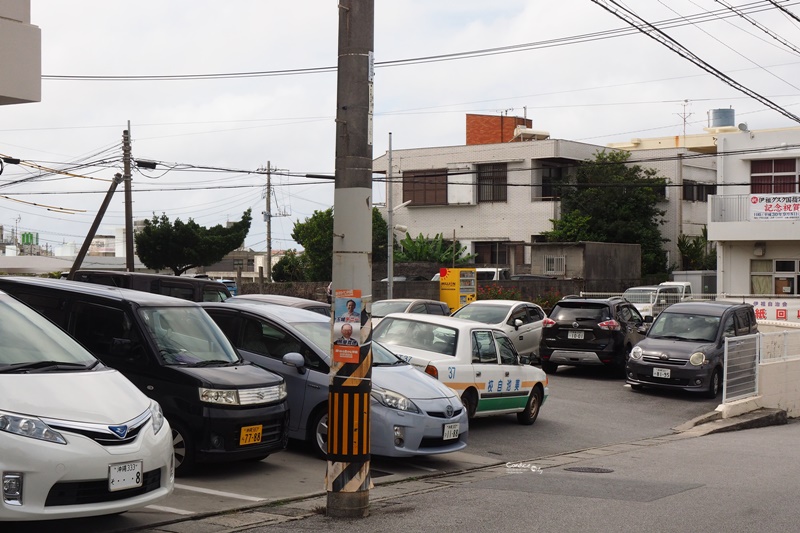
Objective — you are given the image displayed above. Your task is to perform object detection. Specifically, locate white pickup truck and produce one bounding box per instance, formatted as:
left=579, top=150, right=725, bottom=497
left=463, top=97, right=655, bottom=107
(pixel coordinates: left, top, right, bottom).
left=622, top=281, right=692, bottom=318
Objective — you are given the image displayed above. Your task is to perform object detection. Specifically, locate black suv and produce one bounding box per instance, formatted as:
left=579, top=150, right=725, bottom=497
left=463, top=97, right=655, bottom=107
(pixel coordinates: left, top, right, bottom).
left=539, top=296, right=646, bottom=374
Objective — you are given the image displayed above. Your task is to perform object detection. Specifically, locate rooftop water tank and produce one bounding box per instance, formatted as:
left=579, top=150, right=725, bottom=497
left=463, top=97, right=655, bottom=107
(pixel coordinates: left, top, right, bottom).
left=710, top=108, right=735, bottom=128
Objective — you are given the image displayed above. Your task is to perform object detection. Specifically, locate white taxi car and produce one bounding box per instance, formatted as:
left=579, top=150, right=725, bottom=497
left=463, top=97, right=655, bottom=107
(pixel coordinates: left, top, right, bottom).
left=372, top=314, right=549, bottom=425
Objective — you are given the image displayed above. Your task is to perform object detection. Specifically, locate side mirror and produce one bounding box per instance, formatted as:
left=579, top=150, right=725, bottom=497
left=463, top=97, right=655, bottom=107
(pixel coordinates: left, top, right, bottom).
left=514, top=318, right=523, bottom=330
left=644, top=315, right=654, bottom=324
left=519, top=355, right=531, bottom=365
left=282, top=352, right=307, bottom=374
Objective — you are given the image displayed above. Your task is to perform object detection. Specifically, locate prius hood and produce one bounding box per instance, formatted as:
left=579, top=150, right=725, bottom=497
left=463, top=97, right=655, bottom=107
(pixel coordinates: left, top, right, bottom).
left=373, top=363, right=458, bottom=401
left=0, top=369, right=150, bottom=424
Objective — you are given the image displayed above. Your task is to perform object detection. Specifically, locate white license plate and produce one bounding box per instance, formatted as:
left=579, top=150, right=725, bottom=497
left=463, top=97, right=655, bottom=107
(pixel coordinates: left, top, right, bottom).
left=653, top=367, right=671, bottom=379
left=567, top=331, right=584, bottom=340
left=443, top=423, right=460, bottom=440
left=108, top=461, right=143, bottom=492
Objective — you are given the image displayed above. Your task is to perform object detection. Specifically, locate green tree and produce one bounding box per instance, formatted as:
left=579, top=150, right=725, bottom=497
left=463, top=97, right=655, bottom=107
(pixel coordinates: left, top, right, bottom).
left=394, top=232, right=475, bottom=264
left=291, top=207, right=389, bottom=281
left=134, top=210, right=252, bottom=276
left=271, top=249, right=307, bottom=282
left=542, top=150, right=668, bottom=275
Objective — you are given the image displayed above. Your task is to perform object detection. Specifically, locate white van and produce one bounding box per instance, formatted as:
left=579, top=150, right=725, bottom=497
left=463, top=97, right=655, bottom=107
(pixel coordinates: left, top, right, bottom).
left=431, top=267, right=511, bottom=281
left=0, top=291, right=174, bottom=521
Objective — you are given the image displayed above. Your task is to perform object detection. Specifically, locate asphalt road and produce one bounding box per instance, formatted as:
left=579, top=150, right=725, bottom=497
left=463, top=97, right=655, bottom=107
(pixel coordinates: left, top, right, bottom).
left=4, top=365, right=720, bottom=533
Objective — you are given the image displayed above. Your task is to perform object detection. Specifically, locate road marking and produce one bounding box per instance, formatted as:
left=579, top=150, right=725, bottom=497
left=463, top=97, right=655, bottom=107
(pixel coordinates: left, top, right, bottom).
left=405, top=464, right=438, bottom=472
left=174, top=483, right=267, bottom=502
left=145, top=505, right=195, bottom=515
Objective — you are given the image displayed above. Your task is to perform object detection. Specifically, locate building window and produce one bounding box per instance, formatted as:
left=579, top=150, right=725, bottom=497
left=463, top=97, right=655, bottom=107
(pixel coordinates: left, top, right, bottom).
left=750, top=259, right=800, bottom=295
left=474, top=242, right=507, bottom=265
left=541, top=164, right=562, bottom=201
left=477, top=163, right=507, bottom=203
left=402, top=169, right=448, bottom=206
left=544, top=255, right=566, bottom=275
left=751, top=159, right=798, bottom=194
left=233, top=259, right=244, bottom=270
left=683, top=180, right=717, bottom=202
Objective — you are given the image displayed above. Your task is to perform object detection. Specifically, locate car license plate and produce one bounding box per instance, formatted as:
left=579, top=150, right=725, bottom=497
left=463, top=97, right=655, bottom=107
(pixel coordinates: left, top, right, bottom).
left=240, top=424, right=263, bottom=445
left=442, top=423, right=459, bottom=440
left=567, top=330, right=584, bottom=340
left=653, top=367, right=671, bottom=379
left=108, top=461, right=143, bottom=492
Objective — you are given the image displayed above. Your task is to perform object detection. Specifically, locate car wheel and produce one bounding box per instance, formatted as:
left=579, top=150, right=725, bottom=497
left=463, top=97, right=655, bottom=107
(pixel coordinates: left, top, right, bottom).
left=541, top=361, right=558, bottom=374
left=705, top=368, right=722, bottom=399
left=308, top=406, right=328, bottom=459
left=171, top=421, right=195, bottom=477
left=517, top=386, right=543, bottom=426
left=460, top=389, right=478, bottom=419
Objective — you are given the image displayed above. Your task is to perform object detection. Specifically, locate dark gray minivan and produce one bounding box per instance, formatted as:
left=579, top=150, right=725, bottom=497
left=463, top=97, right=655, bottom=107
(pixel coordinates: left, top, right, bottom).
left=626, top=300, right=759, bottom=398
left=0, top=277, right=289, bottom=475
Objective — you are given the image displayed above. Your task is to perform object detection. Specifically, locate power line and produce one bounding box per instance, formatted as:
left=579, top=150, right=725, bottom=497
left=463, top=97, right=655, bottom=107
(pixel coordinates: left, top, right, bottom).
left=590, top=0, right=800, bottom=123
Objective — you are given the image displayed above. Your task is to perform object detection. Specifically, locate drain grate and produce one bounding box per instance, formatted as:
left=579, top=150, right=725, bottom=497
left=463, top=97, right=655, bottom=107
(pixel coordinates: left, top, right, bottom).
left=563, top=467, right=614, bottom=474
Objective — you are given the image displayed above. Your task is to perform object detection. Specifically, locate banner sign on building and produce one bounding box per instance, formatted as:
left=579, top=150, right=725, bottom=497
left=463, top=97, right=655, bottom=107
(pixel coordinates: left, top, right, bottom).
left=749, top=194, right=800, bottom=220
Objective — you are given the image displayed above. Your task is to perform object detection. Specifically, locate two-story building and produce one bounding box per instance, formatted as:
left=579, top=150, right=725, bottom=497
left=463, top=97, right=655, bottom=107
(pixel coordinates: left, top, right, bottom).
left=374, top=113, right=716, bottom=275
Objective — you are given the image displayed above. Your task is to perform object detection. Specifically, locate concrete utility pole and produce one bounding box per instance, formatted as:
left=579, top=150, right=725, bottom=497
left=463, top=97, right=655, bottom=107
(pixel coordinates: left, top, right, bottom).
left=265, top=161, right=272, bottom=282
left=386, top=133, right=393, bottom=299
left=327, top=0, right=374, bottom=518
left=123, top=125, right=134, bottom=271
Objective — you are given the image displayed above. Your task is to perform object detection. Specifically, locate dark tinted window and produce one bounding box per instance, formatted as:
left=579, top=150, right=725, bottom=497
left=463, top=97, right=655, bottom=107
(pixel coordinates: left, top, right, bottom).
left=497, top=334, right=517, bottom=365
left=427, top=303, right=448, bottom=315
left=551, top=303, right=611, bottom=321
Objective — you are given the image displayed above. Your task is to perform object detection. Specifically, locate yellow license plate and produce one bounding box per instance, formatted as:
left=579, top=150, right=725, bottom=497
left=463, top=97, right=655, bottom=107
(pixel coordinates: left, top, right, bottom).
left=240, top=424, right=263, bottom=445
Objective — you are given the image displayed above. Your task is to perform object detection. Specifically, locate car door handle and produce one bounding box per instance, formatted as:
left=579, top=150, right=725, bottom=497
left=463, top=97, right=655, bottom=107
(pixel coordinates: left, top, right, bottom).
left=476, top=371, right=481, bottom=377
left=505, top=371, right=510, bottom=377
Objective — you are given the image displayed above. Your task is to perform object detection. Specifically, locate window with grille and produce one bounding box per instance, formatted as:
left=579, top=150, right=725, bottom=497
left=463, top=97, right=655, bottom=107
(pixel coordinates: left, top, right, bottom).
left=402, top=169, right=448, bottom=205
left=541, top=164, right=562, bottom=201
left=751, top=159, right=798, bottom=194
left=683, top=180, right=717, bottom=202
left=477, top=163, right=507, bottom=203
left=544, top=255, right=565, bottom=275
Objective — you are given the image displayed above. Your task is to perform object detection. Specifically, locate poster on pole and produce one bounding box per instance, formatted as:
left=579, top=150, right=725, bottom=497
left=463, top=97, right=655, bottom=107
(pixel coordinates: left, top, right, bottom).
left=332, top=289, right=361, bottom=363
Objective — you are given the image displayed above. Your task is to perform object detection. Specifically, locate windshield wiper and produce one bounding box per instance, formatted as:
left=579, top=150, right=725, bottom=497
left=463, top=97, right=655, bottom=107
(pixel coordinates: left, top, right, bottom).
left=190, top=360, right=235, bottom=367
left=653, top=335, right=690, bottom=341
left=0, top=361, right=92, bottom=374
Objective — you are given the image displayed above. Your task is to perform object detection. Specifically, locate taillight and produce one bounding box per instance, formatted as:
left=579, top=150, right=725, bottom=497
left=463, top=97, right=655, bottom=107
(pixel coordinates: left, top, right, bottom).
left=598, top=319, right=621, bottom=331
left=542, top=318, right=556, bottom=328
left=424, top=364, right=438, bottom=379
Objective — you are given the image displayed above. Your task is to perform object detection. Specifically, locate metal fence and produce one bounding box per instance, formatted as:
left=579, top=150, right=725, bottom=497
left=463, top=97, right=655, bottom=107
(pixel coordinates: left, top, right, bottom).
left=722, top=334, right=759, bottom=403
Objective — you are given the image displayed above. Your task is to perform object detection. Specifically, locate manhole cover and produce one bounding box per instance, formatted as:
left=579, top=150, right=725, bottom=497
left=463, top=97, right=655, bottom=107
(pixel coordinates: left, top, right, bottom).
left=563, top=467, right=614, bottom=474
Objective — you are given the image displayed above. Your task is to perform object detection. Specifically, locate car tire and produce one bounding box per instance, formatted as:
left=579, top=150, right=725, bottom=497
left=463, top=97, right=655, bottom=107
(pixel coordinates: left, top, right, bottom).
left=705, top=368, right=722, bottom=399
left=541, top=361, right=558, bottom=374
left=308, top=406, right=328, bottom=459
left=171, top=421, right=196, bottom=477
left=517, top=386, right=543, bottom=426
left=460, top=389, right=478, bottom=419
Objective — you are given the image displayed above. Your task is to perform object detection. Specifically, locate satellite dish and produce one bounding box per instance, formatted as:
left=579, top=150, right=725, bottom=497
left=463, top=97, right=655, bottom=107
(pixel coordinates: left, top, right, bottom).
left=738, top=122, right=749, bottom=131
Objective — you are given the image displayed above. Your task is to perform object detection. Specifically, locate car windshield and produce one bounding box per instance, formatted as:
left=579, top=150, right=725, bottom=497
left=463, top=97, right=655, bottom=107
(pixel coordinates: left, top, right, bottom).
left=371, top=341, right=407, bottom=366
left=648, top=311, right=720, bottom=342
left=138, top=306, right=241, bottom=365
left=372, top=301, right=411, bottom=317
left=451, top=303, right=509, bottom=324
left=622, top=289, right=657, bottom=304
left=0, top=294, right=97, bottom=368
left=373, top=318, right=458, bottom=356
left=550, top=303, right=611, bottom=321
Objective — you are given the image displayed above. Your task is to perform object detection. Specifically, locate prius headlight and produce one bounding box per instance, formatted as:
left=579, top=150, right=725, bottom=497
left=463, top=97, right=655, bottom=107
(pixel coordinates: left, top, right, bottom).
left=0, top=410, right=67, bottom=444
left=149, top=401, right=166, bottom=434
left=371, top=386, right=420, bottom=413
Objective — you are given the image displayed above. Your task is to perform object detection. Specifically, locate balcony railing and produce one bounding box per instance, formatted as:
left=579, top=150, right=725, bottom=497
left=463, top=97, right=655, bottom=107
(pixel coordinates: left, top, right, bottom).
left=709, top=194, right=751, bottom=222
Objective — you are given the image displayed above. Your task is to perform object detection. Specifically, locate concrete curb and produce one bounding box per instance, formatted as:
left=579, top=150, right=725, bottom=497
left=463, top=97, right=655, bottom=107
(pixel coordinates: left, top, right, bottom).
left=675, top=407, right=788, bottom=436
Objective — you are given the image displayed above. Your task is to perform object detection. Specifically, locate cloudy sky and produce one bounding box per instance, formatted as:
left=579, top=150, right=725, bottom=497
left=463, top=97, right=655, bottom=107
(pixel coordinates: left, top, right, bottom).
left=2, top=0, right=800, bottom=254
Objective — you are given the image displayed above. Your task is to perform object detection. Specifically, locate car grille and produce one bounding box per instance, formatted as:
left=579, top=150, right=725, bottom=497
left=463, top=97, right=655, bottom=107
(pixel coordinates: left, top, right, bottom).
left=420, top=436, right=460, bottom=448
left=45, top=409, right=151, bottom=447
left=45, top=469, right=161, bottom=507
left=239, top=386, right=284, bottom=405
left=426, top=408, right=463, bottom=419
left=641, top=356, right=688, bottom=367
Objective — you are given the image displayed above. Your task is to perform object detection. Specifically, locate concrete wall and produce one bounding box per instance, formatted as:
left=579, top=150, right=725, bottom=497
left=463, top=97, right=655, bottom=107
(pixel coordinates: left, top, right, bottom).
left=0, top=0, right=41, bottom=105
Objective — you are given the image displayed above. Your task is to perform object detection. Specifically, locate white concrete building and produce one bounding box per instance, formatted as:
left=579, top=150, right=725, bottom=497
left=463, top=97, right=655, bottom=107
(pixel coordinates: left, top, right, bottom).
left=708, top=125, right=800, bottom=319
left=0, top=1, right=40, bottom=106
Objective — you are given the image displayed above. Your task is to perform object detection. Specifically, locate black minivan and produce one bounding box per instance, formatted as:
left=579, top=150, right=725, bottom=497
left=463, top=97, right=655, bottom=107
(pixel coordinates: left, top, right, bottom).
left=0, top=277, right=289, bottom=475
left=68, top=270, right=231, bottom=302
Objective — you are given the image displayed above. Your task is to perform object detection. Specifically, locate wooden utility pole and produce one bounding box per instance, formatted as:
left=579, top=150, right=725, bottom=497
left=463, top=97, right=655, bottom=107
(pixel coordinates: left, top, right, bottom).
left=327, top=0, right=374, bottom=518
